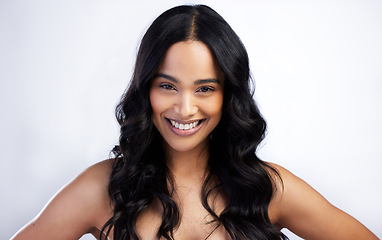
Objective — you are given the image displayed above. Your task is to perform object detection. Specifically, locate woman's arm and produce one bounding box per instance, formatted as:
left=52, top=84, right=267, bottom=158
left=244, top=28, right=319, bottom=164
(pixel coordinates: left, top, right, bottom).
left=269, top=163, right=379, bottom=240
left=11, top=160, right=113, bottom=240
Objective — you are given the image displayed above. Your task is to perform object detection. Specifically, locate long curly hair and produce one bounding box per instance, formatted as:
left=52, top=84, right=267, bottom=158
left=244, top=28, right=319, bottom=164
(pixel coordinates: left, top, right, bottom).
left=101, top=4, right=287, bottom=240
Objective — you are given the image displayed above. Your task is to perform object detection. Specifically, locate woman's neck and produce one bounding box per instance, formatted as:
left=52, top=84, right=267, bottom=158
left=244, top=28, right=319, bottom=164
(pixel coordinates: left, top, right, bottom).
left=165, top=141, right=209, bottom=185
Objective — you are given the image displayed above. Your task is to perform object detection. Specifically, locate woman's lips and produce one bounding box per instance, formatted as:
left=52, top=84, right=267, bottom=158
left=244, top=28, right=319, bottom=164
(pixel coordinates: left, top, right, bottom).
left=166, top=118, right=205, bottom=136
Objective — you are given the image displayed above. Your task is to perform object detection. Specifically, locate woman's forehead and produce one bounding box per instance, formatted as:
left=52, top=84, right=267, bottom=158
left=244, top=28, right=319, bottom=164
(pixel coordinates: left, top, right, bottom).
left=158, top=41, right=224, bottom=83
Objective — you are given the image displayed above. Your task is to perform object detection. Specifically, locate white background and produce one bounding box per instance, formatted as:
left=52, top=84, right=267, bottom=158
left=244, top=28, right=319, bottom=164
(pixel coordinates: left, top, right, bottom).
left=1, top=0, right=381, bottom=239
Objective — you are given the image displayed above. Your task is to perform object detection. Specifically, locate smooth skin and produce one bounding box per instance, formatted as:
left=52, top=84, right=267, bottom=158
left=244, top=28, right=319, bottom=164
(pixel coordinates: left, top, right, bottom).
left=12, top=41, right=379, bottom=240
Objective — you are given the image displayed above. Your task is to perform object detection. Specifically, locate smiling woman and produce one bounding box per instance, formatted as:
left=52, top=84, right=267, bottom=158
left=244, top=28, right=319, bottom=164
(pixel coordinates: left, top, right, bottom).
left=11, top=4, right=379, bottom=240
left=150, top=41, right=224, bottom=154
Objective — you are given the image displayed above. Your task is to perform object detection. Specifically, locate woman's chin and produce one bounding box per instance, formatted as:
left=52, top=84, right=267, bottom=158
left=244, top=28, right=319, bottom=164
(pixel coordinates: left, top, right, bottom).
left=165, top=139, right=208, bottom=154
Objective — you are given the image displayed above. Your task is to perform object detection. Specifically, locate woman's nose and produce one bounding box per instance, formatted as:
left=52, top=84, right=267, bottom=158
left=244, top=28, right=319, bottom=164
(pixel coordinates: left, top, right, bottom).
left=176, top=92, right=198, bottom=117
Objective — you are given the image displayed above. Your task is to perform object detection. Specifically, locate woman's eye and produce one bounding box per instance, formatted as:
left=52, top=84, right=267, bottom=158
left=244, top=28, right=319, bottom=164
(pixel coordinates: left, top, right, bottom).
left=159, top=83, right=176, bottom=91
left=197, top=86, right=215, bottom=93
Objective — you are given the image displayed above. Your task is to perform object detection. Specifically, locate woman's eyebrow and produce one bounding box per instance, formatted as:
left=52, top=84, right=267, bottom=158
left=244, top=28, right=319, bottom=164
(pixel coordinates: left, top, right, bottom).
left=194, top=79, right=221, bottom=85
left=155, top=73, right=179, bottom=83
left=155, top=73, right=221, bottom=85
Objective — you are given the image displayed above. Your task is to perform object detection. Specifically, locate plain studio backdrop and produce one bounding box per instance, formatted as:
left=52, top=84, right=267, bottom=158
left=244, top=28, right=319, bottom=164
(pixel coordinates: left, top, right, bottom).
left=1, top=0, right=381, bottom=239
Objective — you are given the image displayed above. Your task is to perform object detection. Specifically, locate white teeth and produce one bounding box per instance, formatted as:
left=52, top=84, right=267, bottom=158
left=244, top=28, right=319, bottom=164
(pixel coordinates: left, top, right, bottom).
left=169, top=120, right=200, bottom=130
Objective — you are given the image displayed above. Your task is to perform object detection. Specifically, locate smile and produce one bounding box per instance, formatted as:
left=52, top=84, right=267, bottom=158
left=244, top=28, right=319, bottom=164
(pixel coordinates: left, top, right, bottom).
left=169, top=119, right=201, bottom=130
left=165, top=118, right=205, bottom=136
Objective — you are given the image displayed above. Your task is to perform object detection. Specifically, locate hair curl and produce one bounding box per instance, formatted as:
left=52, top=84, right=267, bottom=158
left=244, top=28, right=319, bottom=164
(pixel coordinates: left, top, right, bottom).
left=101, top=4, right=287, bottom=240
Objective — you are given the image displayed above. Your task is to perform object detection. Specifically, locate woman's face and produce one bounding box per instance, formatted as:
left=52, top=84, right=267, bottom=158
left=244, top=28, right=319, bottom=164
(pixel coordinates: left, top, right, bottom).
left=150, top=40, right=224, bottom=153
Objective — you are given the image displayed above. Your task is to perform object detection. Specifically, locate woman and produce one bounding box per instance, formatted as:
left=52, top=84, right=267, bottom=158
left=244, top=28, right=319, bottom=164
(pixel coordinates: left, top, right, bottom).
left=12, top=4, right=378, bottom=240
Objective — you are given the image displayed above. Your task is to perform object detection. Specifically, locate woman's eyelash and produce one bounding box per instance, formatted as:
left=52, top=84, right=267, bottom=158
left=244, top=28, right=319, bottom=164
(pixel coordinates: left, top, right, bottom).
left=159, top=83, right=176, bottom=90
left=198, top=86, right=215, bottom=92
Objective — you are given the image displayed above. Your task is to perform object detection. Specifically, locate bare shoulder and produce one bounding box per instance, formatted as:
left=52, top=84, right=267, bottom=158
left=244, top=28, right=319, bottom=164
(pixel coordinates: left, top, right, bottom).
left=266, top=162, right=378, bottom=240
left=80, top=159, right=113, bottom=191
left=70, top=159, right=113, bottom=210
left=12, top=160, right=113, bottom=240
